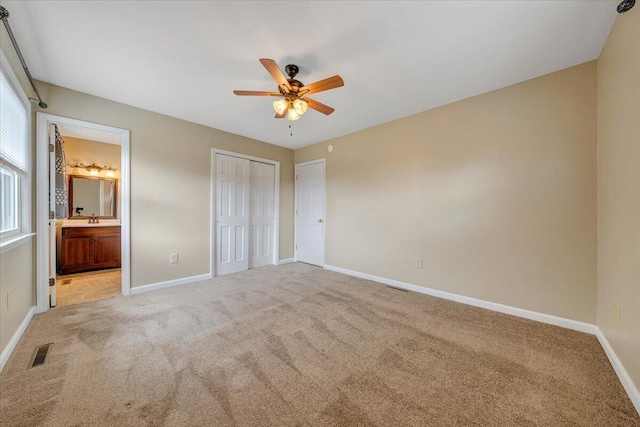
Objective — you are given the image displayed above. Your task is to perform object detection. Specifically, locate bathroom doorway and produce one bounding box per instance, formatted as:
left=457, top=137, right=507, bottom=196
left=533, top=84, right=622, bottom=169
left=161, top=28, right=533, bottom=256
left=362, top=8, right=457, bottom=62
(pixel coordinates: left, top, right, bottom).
left=54, top=128, right=122, bottom=306
left=36, top=114, right=131, bottom=312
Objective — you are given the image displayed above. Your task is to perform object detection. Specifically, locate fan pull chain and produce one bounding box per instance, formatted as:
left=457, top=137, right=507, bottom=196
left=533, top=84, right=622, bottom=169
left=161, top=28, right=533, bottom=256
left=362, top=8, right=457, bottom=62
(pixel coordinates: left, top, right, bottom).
left=289, top=122, right=293, bottom=136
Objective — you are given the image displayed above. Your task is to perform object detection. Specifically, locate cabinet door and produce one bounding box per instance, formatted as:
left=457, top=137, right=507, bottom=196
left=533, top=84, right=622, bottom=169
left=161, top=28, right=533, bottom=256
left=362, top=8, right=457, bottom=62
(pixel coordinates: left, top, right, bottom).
left=60, top=235, right=94, bottom=269
left=94, top=234, right=121, bottom=265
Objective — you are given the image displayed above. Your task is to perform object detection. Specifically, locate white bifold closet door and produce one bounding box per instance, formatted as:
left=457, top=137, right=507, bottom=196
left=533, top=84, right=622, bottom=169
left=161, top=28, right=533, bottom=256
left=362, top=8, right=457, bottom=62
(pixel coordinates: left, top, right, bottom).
left=216, top=154, right=276, bottom=276
left=216, top=154, right=250, bottom=276
left=249, top=162, right=275, bottom=268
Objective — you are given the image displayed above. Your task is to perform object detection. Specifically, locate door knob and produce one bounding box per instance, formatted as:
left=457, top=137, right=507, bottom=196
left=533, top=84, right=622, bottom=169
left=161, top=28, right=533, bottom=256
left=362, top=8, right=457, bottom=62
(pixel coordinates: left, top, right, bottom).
left=318, top=219, right=323, bottom=223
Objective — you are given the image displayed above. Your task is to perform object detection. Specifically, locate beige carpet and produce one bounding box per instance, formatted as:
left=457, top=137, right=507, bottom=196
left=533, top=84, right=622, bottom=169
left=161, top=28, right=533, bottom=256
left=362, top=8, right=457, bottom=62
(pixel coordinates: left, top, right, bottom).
left=56, top=269, right=121, bottom=307
left=1, top=263, right=638, bottom=426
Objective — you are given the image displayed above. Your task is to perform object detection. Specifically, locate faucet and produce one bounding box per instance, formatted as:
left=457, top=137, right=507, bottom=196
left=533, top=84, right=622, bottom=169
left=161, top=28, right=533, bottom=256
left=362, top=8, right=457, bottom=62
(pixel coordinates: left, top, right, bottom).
left=88, top=214, right=99, bottom=224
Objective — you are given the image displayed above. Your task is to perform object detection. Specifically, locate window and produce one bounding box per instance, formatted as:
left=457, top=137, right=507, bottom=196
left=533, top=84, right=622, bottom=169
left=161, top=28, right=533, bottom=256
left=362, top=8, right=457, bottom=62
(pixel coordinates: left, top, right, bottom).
left=0, top=49, right=31, bottom=247
left=0, top=167, right=18, bottom=233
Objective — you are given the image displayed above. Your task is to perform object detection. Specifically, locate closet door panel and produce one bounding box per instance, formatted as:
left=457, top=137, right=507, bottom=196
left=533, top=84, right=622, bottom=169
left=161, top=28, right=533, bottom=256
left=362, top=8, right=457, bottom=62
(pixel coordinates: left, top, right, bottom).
left=249, top=162, right=275, bottom=268
left=216, top=154, right=250, bottom=275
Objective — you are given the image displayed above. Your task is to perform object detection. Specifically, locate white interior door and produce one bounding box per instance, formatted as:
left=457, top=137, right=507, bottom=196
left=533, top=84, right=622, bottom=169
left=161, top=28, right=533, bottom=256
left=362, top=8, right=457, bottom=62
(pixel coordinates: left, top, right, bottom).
left=249, top=161, right=275, bottom=268
left=295, top=161, right=325, bottom=266
left=48, top=124, right=57, bottom=307
left=216, top=154, right=250, bottom=275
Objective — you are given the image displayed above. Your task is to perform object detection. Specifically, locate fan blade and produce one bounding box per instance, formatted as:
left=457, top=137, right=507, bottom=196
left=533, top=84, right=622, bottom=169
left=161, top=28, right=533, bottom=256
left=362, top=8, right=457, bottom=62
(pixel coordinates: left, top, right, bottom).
left=299, top=75, right=344, bottom=95
left=233, top=90, right=281, bottom=96
left=259, top=59, right=291, bottom=92
left=306, top=98, right=335, bottom=115
left=275, top=111, right=286, bottom=119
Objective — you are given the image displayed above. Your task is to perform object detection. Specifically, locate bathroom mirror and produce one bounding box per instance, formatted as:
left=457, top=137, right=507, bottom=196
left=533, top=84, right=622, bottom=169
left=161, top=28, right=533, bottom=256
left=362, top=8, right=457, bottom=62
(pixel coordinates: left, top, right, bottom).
left=68, top=175, right=117, bottom=218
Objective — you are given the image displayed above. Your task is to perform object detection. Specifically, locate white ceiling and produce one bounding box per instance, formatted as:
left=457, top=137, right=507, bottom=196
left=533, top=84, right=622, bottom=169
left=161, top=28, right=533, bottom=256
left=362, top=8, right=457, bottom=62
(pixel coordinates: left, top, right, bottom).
left=3, top=1, right=618, bottom=149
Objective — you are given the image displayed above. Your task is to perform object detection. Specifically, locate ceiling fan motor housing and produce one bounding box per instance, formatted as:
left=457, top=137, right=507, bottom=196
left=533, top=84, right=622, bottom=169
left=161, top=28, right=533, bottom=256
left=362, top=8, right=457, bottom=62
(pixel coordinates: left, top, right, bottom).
left=285, top=64, right=299, bottom=78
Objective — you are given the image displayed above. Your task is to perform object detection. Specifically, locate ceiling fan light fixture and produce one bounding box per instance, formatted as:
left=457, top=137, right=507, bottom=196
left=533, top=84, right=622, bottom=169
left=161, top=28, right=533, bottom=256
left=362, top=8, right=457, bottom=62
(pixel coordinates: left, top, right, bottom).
left=293, top=98, right=308, bottom=115
left=234, top=59, right=344, bottom=124
left=287, top=107, right=300, bottom=121
left=273, top=99, right=288, bottom=115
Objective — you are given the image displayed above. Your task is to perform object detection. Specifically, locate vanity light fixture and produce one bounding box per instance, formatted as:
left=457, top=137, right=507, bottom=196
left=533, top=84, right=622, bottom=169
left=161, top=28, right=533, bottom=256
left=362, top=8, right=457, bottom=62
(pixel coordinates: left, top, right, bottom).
left=86, top=163, right=101, bottom=176
left=70, top=162, right=117, bottom=177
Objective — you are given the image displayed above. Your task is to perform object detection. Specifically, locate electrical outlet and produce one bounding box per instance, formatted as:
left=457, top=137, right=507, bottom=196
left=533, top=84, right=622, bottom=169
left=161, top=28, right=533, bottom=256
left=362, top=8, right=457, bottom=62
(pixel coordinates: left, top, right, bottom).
left=7, top=289, right=12, bottom=311
left=415, top=258, right=423, bottom=269
left=170, top=253, right=179, bottom=264
left=615, top=302, right=620, bottom=324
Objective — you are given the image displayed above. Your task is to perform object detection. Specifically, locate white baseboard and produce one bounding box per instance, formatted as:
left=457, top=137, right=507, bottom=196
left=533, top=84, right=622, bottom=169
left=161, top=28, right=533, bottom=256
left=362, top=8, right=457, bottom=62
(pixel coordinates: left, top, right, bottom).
left=596, top=329, right=640, bottom=415
left=0, top=306, right=35, bottom=373
left=130, top=273, right=212, bottom=295
left=278, top=258, right=295, bottom=265
left=324, top=265, right=597, bottom=335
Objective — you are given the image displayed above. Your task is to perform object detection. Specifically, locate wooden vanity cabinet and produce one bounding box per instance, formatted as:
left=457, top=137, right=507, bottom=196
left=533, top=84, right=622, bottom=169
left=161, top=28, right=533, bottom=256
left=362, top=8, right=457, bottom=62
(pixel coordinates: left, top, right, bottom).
left=58, top=226, right=121, bottom=275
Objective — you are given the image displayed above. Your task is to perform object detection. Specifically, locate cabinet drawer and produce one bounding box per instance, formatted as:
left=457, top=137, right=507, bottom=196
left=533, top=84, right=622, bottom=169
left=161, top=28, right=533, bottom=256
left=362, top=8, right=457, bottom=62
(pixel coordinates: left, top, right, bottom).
left=62, top=226, right=121, bottom=236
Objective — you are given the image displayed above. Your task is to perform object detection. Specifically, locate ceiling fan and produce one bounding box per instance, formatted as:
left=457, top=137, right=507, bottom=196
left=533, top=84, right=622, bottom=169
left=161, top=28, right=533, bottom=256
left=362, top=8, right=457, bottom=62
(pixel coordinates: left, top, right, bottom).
left=233, top=59, right=344, bottom=121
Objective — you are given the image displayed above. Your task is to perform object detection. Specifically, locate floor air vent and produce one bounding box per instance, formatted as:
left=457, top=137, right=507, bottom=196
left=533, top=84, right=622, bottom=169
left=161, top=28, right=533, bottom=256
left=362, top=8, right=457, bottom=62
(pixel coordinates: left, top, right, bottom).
left=387, top=286, right=409, bottom=292
left=29, top=344, right=52, bottom=368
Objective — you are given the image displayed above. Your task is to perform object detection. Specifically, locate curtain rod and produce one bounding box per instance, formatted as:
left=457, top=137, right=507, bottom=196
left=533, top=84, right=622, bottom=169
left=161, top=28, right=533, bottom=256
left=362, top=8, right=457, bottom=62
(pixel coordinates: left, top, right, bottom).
left=0, top=6, right=47, bottom=108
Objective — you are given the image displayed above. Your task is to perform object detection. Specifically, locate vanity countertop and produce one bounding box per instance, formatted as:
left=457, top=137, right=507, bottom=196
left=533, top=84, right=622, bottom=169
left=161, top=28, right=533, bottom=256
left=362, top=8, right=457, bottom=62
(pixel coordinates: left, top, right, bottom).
left=61, top=221, right=121, bottom=228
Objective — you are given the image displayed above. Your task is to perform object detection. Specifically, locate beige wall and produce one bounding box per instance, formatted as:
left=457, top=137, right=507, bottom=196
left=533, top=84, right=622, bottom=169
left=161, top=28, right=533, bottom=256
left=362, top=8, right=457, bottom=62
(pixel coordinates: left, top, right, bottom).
left=597, top=11, right=640, bottom=390
left=64, top=136, right=122, bottom=180
left=0, top=27, right=36, bottom=358
left=295, top=62, right=598, bottom=323
left=35, top=82, right=295, bottom=289
left=0, top=242, right=34, bottom=353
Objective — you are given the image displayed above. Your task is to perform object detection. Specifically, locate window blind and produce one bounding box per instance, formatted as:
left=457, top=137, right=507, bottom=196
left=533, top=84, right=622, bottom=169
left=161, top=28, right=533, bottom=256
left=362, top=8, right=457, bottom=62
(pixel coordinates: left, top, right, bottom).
left=0, top=63, right=29, bottom=176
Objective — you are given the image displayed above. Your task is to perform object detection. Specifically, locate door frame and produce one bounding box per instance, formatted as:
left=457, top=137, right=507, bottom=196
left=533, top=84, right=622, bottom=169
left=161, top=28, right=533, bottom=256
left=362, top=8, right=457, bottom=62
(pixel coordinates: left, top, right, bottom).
left=294, top=158, right=326, bottom=266
left=36, top=113, right=131, bottom=313
left=211, top=148, right=280, bottom=277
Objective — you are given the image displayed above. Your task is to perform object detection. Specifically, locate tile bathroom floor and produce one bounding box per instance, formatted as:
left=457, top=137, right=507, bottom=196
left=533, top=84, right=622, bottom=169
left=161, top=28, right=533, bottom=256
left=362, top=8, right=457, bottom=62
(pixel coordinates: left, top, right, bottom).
left=55, top=269, right=121, bottom=307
